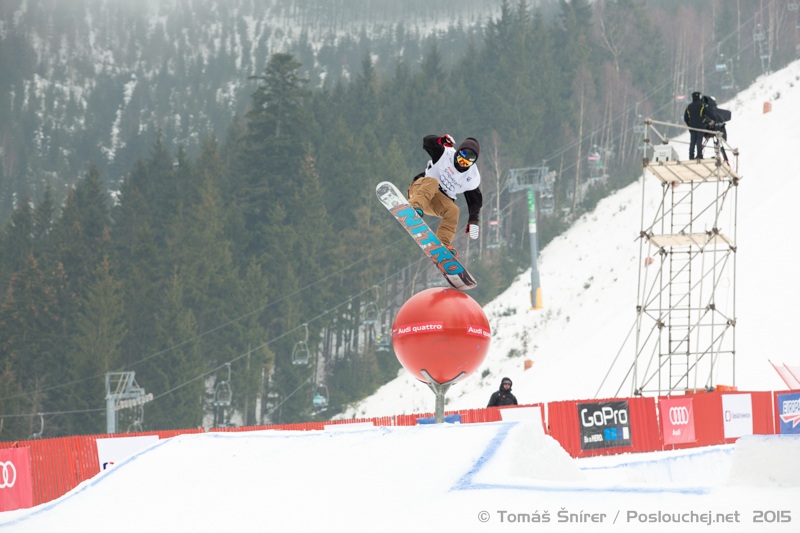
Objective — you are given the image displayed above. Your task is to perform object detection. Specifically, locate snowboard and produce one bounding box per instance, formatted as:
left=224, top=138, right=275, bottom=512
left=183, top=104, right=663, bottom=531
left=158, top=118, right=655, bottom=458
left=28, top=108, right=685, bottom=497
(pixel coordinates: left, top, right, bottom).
left=376, top=181, right=477, bottom=291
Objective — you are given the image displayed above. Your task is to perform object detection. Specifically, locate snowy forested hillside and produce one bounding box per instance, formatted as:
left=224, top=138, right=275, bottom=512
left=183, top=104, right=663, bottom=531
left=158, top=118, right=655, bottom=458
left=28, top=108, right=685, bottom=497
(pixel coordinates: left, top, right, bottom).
left=0, top=0, right=502, bottom=219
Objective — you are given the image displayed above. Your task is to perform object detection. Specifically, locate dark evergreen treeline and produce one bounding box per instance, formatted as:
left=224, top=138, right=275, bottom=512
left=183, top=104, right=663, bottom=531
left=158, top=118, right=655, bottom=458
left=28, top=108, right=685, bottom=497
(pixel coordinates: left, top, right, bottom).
left=1, top=0, right=799, bottom=439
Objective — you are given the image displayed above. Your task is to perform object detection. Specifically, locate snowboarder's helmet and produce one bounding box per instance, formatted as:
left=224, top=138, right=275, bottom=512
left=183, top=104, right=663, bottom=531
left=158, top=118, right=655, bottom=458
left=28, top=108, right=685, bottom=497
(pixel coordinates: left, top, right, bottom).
left=455, top=148, right=478, bottom=169
left=454, top=137, right=480, bottom=171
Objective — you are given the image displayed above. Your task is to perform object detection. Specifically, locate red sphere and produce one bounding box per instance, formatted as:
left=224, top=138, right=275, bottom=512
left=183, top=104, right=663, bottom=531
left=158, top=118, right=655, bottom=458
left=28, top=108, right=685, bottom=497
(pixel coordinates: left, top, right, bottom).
left=392, top=288, right=491, bottom=384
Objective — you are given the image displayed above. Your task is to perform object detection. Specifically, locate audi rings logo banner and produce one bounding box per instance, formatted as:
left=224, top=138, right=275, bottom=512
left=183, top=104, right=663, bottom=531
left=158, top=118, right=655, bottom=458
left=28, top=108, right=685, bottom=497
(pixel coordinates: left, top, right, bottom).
left=721, top=393, right=753, bottom=439
left=777, top=392, right=800, bottom=434
left=660, top=398, right=696, bottom=445
left=0, top=448, right=33, bottom=512
left=577, top=401, right=632, bottom=450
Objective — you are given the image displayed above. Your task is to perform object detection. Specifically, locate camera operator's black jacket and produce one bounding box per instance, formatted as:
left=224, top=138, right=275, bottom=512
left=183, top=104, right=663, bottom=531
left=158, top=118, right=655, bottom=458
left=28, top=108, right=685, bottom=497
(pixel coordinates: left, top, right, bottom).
left=487, top=378, right=518, bottom=407
left=683, top=95, right=709, bottom=129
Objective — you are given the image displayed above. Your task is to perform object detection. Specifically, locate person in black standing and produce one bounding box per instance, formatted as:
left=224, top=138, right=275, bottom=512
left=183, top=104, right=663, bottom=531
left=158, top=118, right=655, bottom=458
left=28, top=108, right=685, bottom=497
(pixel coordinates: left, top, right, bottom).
left=683, top=91, right=710, bottom=160
left=487, top=377, right=518, bottom=407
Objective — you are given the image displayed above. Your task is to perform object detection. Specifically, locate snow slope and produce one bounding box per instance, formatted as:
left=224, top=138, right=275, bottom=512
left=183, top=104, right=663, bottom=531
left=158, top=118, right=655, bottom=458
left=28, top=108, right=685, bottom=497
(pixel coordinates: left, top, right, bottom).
left=342, top=59, right=800, bottom=418
left=1, top=423, right=797, bottom=532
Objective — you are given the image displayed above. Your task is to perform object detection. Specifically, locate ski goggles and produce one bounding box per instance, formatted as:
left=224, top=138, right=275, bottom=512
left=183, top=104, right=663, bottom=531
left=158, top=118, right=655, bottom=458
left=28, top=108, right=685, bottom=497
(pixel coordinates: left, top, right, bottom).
left=455, top=148, right=477, bottom=168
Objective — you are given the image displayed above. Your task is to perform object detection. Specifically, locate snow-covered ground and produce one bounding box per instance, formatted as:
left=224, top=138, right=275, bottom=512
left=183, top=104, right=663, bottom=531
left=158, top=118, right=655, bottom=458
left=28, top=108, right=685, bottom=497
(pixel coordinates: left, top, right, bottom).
left=342, top=59, right=800, bottom=418
left=0, top=422, right=797, bottom=532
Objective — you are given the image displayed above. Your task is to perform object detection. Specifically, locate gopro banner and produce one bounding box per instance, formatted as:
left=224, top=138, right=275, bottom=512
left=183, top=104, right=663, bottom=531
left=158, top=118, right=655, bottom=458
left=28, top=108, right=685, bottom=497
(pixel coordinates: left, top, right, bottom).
left=777, top=392, right=800, bottom=434
left=578, top=401, right=632, bottom=451
left=660, top=398, right=696, bottom=445
left=722, top=394, right=753, bottom=439
left=0, top=447, right=33, bottom=512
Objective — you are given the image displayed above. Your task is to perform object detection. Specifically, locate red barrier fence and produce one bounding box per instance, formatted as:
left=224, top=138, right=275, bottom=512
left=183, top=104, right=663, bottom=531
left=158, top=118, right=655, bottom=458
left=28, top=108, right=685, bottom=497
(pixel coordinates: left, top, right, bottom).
left=0, top=392, right=779, bottom=510
left=0, top=429, right=203, bottom=507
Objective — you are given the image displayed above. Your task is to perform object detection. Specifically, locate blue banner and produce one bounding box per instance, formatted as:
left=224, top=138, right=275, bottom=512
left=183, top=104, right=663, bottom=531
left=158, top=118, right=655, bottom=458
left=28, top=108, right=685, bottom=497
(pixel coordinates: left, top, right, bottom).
left=777, top=392, right=800, bottom=434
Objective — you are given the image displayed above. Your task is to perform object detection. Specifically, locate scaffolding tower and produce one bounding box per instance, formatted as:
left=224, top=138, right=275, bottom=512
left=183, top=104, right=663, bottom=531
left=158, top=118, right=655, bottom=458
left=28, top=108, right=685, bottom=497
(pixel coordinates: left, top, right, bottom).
left=608, top=119, right=741, bottom=397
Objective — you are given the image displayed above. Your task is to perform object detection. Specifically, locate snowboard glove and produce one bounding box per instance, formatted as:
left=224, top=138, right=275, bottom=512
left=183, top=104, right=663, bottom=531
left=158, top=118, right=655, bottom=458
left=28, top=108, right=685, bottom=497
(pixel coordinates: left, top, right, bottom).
left=437, top=134, right=456, bottom=148
left=466, top=223, right=480, bottom=240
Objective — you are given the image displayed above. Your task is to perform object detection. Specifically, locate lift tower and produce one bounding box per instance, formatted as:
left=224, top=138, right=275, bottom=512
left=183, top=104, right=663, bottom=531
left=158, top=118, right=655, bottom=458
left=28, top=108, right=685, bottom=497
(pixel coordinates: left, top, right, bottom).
left=508, top=166, right=555, bottom=310
left=615, top=119, right=741, bottom=397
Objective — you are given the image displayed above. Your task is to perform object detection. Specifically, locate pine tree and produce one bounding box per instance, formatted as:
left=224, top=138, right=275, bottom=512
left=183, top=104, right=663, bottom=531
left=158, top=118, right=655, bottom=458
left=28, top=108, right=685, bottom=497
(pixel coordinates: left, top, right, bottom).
left=140, top=270, right=203, bottom=430
left=1, top=196, right=34, bottom=277
left=54, top=163, right=112, bottom=300
left=68, top=257, right=127, bottom=435
left=0, top=254, right=69, bottom=439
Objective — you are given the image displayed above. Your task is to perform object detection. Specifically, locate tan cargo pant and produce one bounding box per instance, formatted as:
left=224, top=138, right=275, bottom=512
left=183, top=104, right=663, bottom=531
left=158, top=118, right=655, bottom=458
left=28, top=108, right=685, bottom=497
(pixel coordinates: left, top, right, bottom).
left=407, top=177, right=459, bottom=247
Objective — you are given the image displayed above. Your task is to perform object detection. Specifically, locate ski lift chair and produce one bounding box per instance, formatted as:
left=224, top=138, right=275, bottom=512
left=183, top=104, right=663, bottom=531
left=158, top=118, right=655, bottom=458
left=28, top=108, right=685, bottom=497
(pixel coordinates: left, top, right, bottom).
left=127, top=405, right=144, bottom=433
left=790, top=2, right=799, bottom=11
left=362, top=287, right=380, bottom=326
left=632, top=103, right=646, bottom=135
left=486, top=207, right=501, bottom=249
left=213, top=364, right=233, bottom=407
left=753, top=24, right=765, bottom=41
left=30, top=413, right=44, bottom=439
left=362, top=302, right=379, bottom=325
left=540, top=192, right=555, bottom=214
left=720, top=65, right=735, bottom=90
left=633, top=116, right=646, bottom=135
left=715, top=55, right=727, bottom=72
left=376, top=333, right=391, bottom=351
left=291, top=323, right=311, bottom=365
left=312, top=383, right=329, bottom=411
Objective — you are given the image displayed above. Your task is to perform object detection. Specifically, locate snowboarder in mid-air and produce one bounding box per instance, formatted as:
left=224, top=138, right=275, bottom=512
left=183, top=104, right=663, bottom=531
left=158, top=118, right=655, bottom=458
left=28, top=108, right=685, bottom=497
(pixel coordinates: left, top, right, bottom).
left=407, top=135, right=483, bottom=258
left=487, top=377, right=518, bottom=407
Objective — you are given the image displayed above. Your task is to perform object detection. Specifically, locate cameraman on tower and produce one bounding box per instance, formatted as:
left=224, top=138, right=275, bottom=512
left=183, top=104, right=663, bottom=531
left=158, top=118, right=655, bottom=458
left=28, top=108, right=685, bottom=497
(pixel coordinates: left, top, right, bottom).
left=683, top=91, right=710, bottom=160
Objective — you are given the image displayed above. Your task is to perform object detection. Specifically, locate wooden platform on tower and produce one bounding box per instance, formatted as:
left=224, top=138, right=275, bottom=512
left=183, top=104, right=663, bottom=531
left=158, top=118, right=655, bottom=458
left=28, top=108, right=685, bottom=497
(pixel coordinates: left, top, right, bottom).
left=644, top=157, right=741, bottom=184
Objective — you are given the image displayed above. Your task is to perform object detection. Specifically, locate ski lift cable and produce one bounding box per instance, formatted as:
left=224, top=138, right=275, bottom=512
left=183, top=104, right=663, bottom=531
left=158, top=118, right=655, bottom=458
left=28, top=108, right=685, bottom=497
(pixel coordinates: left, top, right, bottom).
left=0, top=242, right=429, bottom=410
left=0, top=407, right=105, bottom=419
left=264, top=376, right=314, bottom=417
left=0, top=231, right=414, bottom=403
left=148, top=262, right=427, bottom=405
